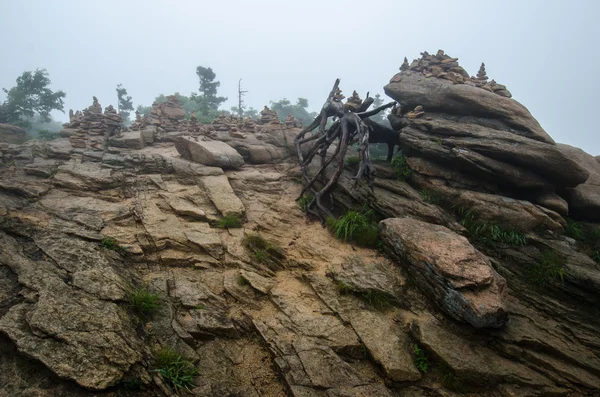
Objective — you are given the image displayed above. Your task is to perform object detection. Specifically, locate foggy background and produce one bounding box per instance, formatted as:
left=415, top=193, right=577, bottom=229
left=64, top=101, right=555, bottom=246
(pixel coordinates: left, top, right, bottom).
left=1, top=0, right=598, bottom=154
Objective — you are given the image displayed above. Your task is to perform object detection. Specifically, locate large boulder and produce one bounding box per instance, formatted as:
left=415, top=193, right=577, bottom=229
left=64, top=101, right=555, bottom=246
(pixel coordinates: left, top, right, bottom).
left=557, top=144, right=600, bottom=221
left=0, top=124, right=27, bottom=144
left=107, top=131, right=144, bottom=150
left=380, top=217, right=508, bottom=328
left=175, top=136, right=244, bottom=169
left=384, top=72, right=553, bottom=144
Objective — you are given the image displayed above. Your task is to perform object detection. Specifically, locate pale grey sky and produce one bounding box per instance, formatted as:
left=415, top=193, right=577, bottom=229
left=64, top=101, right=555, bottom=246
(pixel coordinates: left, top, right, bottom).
left=1, top=0, right=598, bottom=154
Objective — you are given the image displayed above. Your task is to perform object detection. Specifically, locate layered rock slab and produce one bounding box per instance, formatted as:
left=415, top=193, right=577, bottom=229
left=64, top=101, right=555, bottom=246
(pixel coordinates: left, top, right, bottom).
left=557, top=143, right=600, bottom=220
left=384, top=72, right=552, bottom=143
left=380, top=217, right=508, bottom=328
left=401, top=116, right=588, bottom=188
left=350, top=310, right=421, bottom=382
left=175, top=136, right=244, bottom=169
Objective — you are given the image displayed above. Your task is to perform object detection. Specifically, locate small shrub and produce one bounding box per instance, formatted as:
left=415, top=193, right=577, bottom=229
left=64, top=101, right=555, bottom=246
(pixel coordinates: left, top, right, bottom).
left=37, top=129, right=60, bottom=141
left=101, top=236, right=121, bottom=251
left=237, top=275, right=250, bottom=286
left=298, top=194, right=314, bottom=211
left=153, top=347, right=197, bottom=392
left=419, top=189, right=441, bottom=205
left=345, top=155, right=360, bottom=166
left=242, top=233, right=286, bottom=271
left=413, top=344, right=428, bottom=373
left=526, top=250, right=566, bottom=288
left=592, top=251, right=600, bottom=264
left=376, top=239, right=384, bottom=253
left=129, top=285, right=159, bottom=316
left=327, top=207, right=379, bottom=248
left=391, top=152, right=412, bottom=180
left=216, top=213, right=242, bottom=229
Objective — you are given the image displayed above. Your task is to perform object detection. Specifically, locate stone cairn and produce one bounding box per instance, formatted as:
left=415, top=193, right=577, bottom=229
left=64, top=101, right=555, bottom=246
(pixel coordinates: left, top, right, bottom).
left=258, top=106, right=281, bottom=125
left=66, top=97, right=123, bottom=150
left=201, top=105, right=300, bottom=139
left=129, top=95, right=203, bottom=134
left=285, top=114, right=300, bottom=128
left=204, top=113, right=257, bottom=139
left=344, top=90, right=363, bottom=112
left=400, top=50, right=512, bottom=98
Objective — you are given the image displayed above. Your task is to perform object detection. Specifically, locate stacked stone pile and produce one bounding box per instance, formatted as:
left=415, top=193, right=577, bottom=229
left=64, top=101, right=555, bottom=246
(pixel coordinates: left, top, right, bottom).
left=285, top=114, right=300, bottom=128
left=65, top=97, right=122, bottom=150
left=257, top=106, right=280, bottom=125
left=344, top=90, right=363, bottom=112
left=401, top=50, right=512, bottom=97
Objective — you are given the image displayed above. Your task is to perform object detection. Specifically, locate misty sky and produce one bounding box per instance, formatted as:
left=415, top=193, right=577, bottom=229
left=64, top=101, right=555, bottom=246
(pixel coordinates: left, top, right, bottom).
left=1, top=0, right=598, bottom=154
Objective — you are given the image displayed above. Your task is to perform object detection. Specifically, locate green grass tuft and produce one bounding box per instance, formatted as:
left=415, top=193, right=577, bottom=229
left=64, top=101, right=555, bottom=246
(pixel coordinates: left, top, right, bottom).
left=153, top=347, right=197, bottom=392
left=458, top=210, right=527, bottom=246
left=216, top=213, right=242, bottom=229
left=242, top=233, right=286, bottom=271
left=526, top=250, right=566, bottom=288
left=237, top=275, right=250, bottom=286
left=101, top=236, right=122, bottom=251
left=129, top=285, right=159, bottom=317
left=298, top=194, right=314, bottom=211
left=336, top=280, right=396, bottom=311
left=592, top=250, right=600, bottom=264
left=327, top=207, right=379, bottom=248
left=391, top=152, right=412, bottom=180
left=122, top=378, right=142, bottom=390
left=564, top=218, right=586, bottom=241
left=345, top=155, right=360, bottom=166
left=437, top=362, right=464, bottom=392
left=419, top=189, right=441, bottom=205
left=413, top=344, right=428, bottom=373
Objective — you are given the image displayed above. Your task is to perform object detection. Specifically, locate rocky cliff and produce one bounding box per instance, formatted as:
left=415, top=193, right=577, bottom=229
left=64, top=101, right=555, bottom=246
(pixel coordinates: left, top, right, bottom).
left=0, top=52, right=599, bottom=397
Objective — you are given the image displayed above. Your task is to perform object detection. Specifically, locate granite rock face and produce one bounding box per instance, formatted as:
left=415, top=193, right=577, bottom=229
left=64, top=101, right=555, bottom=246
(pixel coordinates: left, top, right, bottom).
left=380, top=217, right=509, bottom=328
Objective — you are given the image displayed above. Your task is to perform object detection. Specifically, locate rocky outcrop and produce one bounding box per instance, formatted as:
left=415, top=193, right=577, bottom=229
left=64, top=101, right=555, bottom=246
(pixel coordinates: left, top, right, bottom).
left=386, top=70, right=552, bottom=144
left=1, top=52, right=600, bottom=396
left=384, top=51, right=591, bottom=222
left=380, top=217, right=509, bottom=328
left=557, top=143, right=600, bottom=220
left=0, top=231, right=143, bottom=390
left=0, top=124, right=27, bottom=144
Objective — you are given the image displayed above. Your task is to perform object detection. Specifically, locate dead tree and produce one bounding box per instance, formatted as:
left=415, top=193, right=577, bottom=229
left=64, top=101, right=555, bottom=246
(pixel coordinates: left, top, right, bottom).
left=295, top=79, right=395, bottom=223
left=237, top=79, right=248, bottom=117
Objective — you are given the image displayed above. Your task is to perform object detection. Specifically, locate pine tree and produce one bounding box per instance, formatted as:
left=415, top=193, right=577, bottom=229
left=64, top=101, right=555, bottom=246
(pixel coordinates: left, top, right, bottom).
left=116, top=84, right=134, bottom=122
left=195, top=66, right=227, bottom=113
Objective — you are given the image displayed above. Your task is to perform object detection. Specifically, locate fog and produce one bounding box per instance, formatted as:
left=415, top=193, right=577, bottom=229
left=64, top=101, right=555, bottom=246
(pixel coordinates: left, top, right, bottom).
left=1, top=0, right=598, bottom=154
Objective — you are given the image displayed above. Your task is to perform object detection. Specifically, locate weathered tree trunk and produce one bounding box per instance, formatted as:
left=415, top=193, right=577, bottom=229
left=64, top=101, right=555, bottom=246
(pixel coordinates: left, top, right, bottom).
left=295, top=79, right=395, bottom=222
